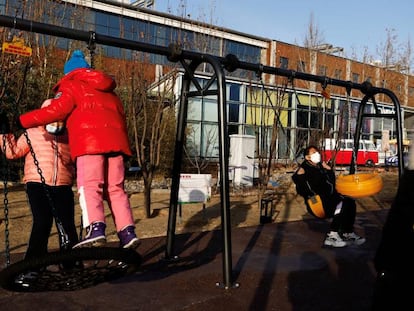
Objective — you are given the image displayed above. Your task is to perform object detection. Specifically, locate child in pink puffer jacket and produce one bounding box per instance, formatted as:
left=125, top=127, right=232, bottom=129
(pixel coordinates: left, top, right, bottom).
left=0, top=99, right=78, bottom=259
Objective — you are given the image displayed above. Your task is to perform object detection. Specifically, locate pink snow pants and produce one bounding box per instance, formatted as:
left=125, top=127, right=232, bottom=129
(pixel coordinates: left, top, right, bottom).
left=76, top=154, right=134, bottom=232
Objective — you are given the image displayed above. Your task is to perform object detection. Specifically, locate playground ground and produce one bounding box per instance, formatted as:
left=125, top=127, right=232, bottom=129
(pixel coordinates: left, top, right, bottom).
left=0, top=169, right=399, bottom=310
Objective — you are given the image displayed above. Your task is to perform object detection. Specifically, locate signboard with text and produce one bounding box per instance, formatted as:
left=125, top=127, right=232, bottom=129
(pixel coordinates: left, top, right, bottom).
left=178, top=174, right=212, bottom=203
left=2, top=37, right=32, bottom=57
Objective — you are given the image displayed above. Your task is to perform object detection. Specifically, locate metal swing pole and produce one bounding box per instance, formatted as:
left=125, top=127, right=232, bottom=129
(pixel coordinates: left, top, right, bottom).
left=353, top=90, right=404, bottom=176
left=164, top=50, right=236, bottom=288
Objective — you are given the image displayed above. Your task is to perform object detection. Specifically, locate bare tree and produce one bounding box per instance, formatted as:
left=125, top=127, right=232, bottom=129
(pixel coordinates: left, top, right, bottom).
left=377, top=28, right=398, bottom=68
left=184, top=124, right=218, bottom=174
left=303, top=12, right=325, bottom=49
left=398, top=38, right=412, bottom=74
left=117, top=59, right=177, bottom=218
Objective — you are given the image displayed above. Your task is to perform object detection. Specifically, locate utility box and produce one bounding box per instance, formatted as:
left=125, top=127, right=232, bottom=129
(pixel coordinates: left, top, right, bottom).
left=229, top=134, right=256, bottom=186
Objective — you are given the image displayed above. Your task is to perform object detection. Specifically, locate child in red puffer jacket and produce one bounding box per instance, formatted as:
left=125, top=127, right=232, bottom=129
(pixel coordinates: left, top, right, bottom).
left=17, top=50, right=139, bottom=249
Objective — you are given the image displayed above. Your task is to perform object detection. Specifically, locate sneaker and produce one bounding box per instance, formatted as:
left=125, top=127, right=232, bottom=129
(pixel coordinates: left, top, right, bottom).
left=73, top=222, right=106, bottom=248
left=118, top=225, right=140, bottom=249
left=323, top=231, right=347, bottom=247
left=15, top=271, right=39, bottom=286
left=342, top=232, right=366, bottom=246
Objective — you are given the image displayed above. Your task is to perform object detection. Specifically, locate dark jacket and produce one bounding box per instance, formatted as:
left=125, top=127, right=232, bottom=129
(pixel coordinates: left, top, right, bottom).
left=292, top=160, right=343, bottom=217
left=374, top=169, right=414, bottom=274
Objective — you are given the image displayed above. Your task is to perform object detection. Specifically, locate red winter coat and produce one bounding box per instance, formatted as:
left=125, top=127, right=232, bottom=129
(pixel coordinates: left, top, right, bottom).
left=19, top=68, right=132, bottom=160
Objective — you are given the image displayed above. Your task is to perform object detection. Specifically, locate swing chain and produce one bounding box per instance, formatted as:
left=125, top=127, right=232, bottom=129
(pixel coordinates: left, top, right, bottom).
left=24, top=131, right=70, bottom=249
left=1, top=134, right=11, bottom=266
left=322, top=77, right=328, bottom=90
left=344, top=87, right=358, bottom=174
left=88, top=31, right=96, bottom=69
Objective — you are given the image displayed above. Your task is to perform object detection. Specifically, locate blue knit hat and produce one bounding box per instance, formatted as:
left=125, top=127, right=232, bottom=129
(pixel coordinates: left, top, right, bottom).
left=64, top=50, right=90, bottom=75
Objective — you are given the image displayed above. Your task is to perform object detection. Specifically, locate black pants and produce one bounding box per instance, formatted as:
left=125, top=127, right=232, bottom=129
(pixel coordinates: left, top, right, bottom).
left=25, top=182, right=79, bottom=259
left=329, top=197, right=356, bottom=233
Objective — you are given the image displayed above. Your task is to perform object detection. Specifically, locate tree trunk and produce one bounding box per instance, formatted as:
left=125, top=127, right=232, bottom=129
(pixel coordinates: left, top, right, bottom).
left=142, top=172, right=153, bottom=218
left=143, top=182, right=152, bottom=218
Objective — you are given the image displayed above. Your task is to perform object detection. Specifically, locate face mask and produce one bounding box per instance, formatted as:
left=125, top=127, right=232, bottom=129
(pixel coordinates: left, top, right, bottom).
left=45, top=121, right=65, bottom=135
left=310, top=152, right=321, bottom=164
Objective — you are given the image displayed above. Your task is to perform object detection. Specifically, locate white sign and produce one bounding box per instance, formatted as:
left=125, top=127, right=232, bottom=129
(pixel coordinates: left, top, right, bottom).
left=178, top=174, right=212, bottom=203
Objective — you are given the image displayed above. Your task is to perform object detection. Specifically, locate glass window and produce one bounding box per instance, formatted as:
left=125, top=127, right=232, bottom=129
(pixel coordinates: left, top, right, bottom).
left=280, top=57, right=288, bottom=69
left=325, top=112, right=335, bottom=131
left=297, top=61, right=306, bottom=72
left=277, top=127, right=289, bottom=159
left=188, top=98, right=202, bottom=120
left=352, top=73, right=360, bottom=83
left=186, top=122, right=201, bottom=156
left=0, top=1, right=5, bottom=14
left=202, top=124, right=219, bottom=157
left=244, top=125, right=256, bottom=136
left=228, top=102, right=239, bottom=123
left=318, top=65, right=327, bottom=76
left=296, top=107, right=309, bottom=128
left=310, top=108, right=322, bottom=129
left=203, top=100, right=218, bottom=122
left=229, top=84, right=240, bottom=101
left=224, top=40, right=261, bottom=63
left=228, top=125, right=239, bottom=135
left=334, top=69, right=342, bottom=79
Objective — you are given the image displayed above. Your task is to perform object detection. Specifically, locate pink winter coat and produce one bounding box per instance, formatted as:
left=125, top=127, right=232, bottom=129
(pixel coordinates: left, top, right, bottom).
left=0, top=127, right=74, bottom=186
left=19, top=68, right=132, bottom=161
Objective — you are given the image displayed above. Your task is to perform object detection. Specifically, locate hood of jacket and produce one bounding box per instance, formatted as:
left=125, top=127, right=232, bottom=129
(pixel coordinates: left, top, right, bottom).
left=53, top=68, right=116, bottom=93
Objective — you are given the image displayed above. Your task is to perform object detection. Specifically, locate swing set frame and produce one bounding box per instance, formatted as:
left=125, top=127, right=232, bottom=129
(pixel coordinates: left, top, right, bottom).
left=0, top=14, right=405, bottom=291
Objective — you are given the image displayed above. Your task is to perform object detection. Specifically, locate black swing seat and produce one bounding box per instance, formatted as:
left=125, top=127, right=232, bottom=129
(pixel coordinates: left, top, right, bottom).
left=0, top=247, right=141, bottom=292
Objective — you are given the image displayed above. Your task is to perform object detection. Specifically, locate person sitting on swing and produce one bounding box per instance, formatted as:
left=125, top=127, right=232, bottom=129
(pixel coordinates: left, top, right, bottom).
left=292, top=145, right=366, bottom=247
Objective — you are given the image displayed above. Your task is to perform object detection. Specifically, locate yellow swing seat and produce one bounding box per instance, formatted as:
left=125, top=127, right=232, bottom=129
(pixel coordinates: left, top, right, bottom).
left=335, top=173, right=383, bottom=198
left=306, top=195, right=325, bottom=218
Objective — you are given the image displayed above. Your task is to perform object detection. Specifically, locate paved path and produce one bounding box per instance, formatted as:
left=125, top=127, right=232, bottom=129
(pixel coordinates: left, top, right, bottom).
left=0, top=207, right=390, bottom=311
left=0, top=170, right=398, bottom=310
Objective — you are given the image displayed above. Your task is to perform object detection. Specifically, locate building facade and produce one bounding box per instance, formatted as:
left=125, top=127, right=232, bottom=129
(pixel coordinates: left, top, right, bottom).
left=1, top=0, right=413, bottom=161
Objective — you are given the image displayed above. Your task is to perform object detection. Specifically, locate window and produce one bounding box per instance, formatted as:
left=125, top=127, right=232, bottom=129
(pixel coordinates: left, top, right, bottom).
left=297, top=61, right=306, bottom=72
left=229, top=84, right=240, bottom=101
left=228, top=103, right=239, bottom=123
left=296, top=106, right=309, bottom=128
left=352, top=73, right=360, bottom=83
left=280, top=57, right=288, bottom=69
left=203, top=99, right=218, bottom=122
left=228, top=84, right=240, bottom=123
left=318, top=65, right=327, bottom=76
left=224, top=40, right=261, bottom=63
left=228, top=125, right=239, bottom=135
left=188, top=98, right=202, bottom=120
left=334, top=69, right=342, bottom=80
left=202, top=124, right=219, bottom=157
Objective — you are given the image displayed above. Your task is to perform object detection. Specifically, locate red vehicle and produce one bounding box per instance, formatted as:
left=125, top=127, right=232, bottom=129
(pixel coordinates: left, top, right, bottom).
left=323, top=139, right=379, bottom=167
